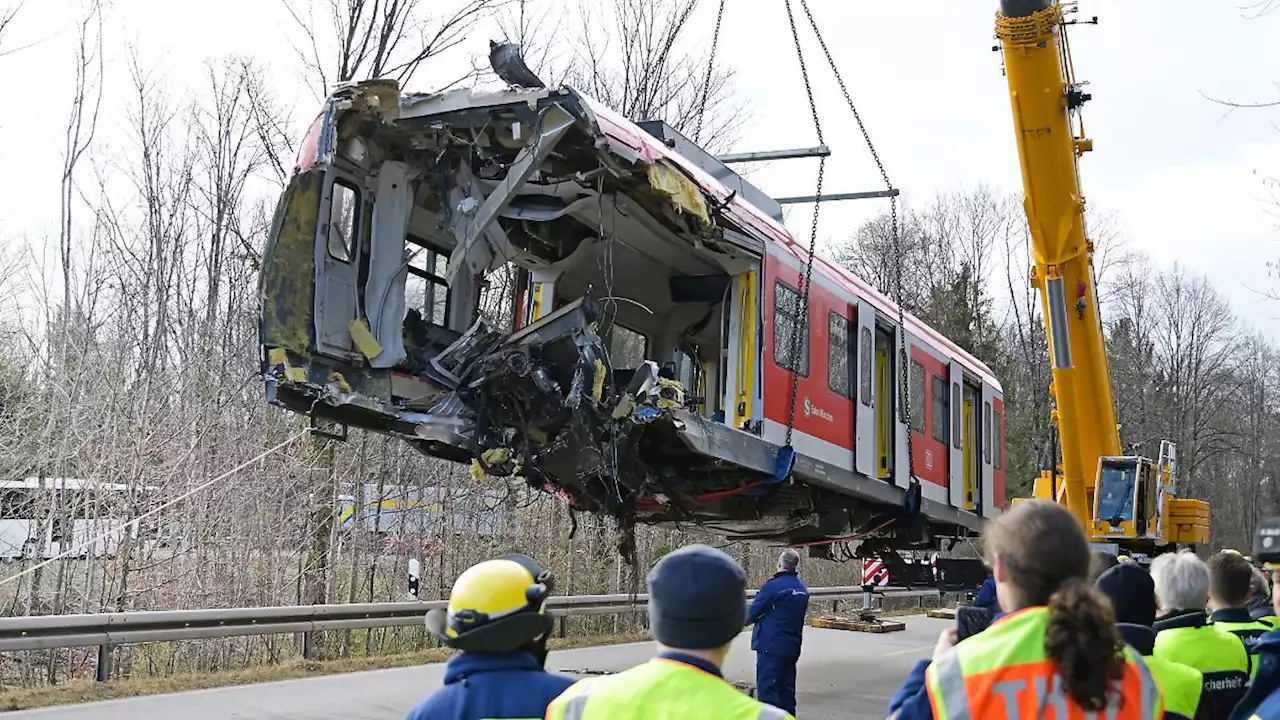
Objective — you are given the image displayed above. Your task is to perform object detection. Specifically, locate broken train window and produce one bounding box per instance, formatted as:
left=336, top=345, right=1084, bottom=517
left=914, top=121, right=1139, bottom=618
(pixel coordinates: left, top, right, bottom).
left=931, top=374, right=949, bottom=443
left=405, top=238, right=449, bottom=327
left=828, top=311, right=852, bottom=398
left=327, top=179, right=360, bottom=263
left=608, top=324, right=648, bottom=369
left=908, top=360, right=926, bottom=433
left=773, top=280, right=808, bottom=376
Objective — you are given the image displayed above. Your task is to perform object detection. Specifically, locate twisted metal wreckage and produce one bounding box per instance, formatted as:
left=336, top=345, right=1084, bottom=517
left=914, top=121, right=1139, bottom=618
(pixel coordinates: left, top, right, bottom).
left=258, top=46, right=981, bottom=565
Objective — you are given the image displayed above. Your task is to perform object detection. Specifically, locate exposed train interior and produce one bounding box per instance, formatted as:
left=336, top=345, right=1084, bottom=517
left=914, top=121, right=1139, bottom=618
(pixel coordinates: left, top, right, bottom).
left=258, top=80, right=983, bottom=551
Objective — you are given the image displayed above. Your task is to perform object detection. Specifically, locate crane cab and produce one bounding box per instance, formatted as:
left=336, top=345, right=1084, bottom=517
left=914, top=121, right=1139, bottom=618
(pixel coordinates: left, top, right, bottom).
left=1091, top=456, right=1160, bottom=543
left=1090, top=440, right=1210, bottom=548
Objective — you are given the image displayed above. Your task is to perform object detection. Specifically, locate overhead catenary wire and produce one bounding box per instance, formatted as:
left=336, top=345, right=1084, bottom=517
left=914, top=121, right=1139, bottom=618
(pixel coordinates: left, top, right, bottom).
left=0, top=431, right=309, bottom=590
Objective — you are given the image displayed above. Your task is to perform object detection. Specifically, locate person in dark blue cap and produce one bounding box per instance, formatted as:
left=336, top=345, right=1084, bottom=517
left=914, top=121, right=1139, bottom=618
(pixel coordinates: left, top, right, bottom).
left=1096, top=562, right=1204, bottom=720
left=546, top=544, right=793, bottom=719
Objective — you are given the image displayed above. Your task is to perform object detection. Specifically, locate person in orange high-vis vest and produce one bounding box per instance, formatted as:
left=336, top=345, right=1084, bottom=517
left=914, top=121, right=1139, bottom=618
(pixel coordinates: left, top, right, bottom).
left=888, top=501, right=1163, bottom=720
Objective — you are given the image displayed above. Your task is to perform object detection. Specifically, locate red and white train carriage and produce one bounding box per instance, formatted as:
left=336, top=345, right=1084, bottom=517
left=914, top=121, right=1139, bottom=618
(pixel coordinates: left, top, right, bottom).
left=258, top=79, right=1005, bottom=550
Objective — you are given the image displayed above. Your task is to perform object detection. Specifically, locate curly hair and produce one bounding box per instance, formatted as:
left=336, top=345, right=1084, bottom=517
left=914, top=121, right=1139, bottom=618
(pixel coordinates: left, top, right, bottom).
left=984, top=501, right=1126, bottom=711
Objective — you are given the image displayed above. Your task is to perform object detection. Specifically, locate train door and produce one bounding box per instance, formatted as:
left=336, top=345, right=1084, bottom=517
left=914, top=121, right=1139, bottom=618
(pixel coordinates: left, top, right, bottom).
left=962, top=382, right=982, bottom=512
left=981, top=383, right=997, bottom=518
left=874, top=326, right=895, bottom=481
left=854, top=300, right=877, bottom=478
left=314, top=170, right=367, bottom=359
left=948, top=361, right=966, bottom=509
left=723, top=268, right=760, bottom=431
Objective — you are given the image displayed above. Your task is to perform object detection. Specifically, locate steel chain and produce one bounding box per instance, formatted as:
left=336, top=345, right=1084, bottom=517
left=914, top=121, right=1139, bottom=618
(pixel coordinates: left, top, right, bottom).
left=694, top=0, right=728, bottom=141
left=782, top=0, right=825, bottom=451
left=794, top=0, right=918, bottom=488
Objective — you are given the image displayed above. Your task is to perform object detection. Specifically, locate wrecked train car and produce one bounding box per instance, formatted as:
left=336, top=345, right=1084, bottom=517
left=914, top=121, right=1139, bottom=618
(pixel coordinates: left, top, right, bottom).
left=258, top=79, right=1005, bottom=552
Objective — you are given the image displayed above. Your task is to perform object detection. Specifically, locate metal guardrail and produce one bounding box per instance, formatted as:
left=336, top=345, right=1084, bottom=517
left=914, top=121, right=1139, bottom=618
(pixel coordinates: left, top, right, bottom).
left=0, top=586, right=938, bottom=681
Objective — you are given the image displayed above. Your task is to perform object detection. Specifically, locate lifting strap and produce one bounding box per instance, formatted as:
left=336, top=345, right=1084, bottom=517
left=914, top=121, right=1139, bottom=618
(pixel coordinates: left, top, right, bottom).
left=779, top=1, right=919, bottom=508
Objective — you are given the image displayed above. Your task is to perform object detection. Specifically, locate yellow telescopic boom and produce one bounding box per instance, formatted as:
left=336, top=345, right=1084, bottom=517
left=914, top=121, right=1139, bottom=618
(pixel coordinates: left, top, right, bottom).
left=995, top=0, right=1209, bottom=548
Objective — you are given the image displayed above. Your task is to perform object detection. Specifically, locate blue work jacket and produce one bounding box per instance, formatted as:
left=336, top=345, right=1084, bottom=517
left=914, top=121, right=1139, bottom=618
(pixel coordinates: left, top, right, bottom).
left=973, top=577, right=999, bottom=614
left=1231, top=629, right=1280, bottom=720
left=747, top=570, right=810, bottom=657
left=404, top=651, right=575, bottom=720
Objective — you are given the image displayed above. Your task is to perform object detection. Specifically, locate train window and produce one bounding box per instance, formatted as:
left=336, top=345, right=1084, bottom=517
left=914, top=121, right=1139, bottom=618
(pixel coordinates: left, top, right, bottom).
left=994, top=407, right=1004, bottom=470
left=952, top=382, right=962, bottom=450
left=772, top=281, right=808, bottom=376
left=828, top=312, right=852, bottom=398
left=609, top=325, right=648, bottom=368
left=983, top=401, right=992, bottom=464
left=406, top=240, right=450, bottom=326
left=931, top=375, right=948, bottom=443
left=908, top=361, right=925, bottom=432
left=859, top=327, right=872, bottom=407
left=327, top=178, right=360, bottom=262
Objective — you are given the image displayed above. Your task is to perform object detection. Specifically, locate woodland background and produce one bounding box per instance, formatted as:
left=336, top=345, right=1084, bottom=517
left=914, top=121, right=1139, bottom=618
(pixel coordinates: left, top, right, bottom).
left=0, top=0, right=1275, bottom=688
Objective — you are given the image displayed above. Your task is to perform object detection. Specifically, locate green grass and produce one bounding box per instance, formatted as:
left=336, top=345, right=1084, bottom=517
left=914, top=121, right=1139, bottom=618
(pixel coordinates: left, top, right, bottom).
left=0, top=632, right=651, bottom=712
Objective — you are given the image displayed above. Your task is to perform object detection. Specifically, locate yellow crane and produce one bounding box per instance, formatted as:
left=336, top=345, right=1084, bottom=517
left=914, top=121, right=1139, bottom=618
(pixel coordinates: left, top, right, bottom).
left=994, top=0, right=1210, bottom=550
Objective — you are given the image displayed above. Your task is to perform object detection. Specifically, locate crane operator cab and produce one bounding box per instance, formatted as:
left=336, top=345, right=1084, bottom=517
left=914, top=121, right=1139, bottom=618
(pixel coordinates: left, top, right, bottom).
left=1093, top=456, right=1159, bottom=541
left=1091, top=440, right=1206, bottom=548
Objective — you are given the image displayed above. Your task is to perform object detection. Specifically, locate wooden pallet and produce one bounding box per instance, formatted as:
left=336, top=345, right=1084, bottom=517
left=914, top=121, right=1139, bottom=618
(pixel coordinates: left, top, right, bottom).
left=810, top=614, right=905, bottom=633
left=927, top=607, right=958, bottom=619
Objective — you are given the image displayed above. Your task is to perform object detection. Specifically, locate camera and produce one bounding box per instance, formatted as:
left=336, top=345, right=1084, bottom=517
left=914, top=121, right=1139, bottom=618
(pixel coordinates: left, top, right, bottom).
left=1252, top=516, right=1280, bottom=568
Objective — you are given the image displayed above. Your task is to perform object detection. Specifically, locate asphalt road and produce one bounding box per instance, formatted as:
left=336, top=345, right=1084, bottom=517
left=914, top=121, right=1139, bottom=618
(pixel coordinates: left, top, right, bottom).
left=8, top=615, right=951, bottom=720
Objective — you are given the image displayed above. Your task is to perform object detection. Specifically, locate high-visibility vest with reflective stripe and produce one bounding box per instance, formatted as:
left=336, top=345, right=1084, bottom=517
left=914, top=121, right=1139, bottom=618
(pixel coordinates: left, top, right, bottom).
left=924, top=607, right=1162, bottom=720
left=544, top=658, right=792, bottom=720
left=1257, top=614, right=1279, bottom=628
left=1145, top=654, right=1202, bottom=720
left=1154, top=623, right=1249, bottom=718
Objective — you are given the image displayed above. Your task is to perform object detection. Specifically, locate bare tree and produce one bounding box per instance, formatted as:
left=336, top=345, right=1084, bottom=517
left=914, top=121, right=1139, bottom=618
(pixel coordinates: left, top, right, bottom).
left=281, top=0, right=508, bottom=99
left=0, top=0, right=23, bottom=54
left=565, top=0, right=740, bottom=150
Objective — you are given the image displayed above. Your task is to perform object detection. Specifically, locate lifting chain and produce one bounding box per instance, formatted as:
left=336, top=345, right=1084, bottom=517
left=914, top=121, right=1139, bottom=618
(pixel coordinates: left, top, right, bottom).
left=782, top=0, right=918, bottom=494
left=781, top=0, right=825, bottom=451
left=694, top=0, right=727, bottom=142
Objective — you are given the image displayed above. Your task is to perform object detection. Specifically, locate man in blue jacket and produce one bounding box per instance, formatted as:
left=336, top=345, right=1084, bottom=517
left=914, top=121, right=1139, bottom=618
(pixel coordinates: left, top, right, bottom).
left=746, top=549, right=809, bottom=716
left=405, top=553, right=574, bottom=720
left=972, top=573, right=999, bottom=614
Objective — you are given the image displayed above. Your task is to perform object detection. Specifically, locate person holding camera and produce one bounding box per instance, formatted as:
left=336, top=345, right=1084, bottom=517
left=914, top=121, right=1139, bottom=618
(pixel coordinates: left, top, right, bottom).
left=886, top=501, right=1162, bottom=720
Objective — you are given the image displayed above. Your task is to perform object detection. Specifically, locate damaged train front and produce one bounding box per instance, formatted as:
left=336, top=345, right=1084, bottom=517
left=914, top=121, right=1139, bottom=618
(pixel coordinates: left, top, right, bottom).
left=255, top=78, right=733, bottom=523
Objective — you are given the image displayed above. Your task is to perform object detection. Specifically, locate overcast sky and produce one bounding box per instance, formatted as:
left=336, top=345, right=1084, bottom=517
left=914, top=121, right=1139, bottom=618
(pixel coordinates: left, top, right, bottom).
left=2, top=0, right=1278, bottom=335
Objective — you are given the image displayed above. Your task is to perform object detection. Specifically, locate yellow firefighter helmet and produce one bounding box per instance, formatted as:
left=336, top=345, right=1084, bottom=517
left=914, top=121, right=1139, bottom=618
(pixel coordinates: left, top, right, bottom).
left=425, top=554, right=555, bottom=653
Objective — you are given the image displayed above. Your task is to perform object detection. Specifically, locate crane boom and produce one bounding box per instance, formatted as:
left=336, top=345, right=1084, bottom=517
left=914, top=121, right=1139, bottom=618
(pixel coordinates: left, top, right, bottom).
left=995, top=0, right=1210, bottom=550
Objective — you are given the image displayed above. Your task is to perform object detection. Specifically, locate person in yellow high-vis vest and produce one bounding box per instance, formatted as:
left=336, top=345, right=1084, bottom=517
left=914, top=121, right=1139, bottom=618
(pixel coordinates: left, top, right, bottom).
left=1152, top=550, right=1251, bottom=718
left=1209, top=550, right=1272, bottom=673
left=545, top=544, right=792, bottom=720
left=887, top=501, right=1162, bottom=720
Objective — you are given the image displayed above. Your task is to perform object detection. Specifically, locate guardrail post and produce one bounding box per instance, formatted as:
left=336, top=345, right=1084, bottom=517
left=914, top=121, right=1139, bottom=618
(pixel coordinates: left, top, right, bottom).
left=96, top=644, right=112, bottom=682
left=558, top=615, right=566, bottom=639
left=302, top=631, right=315, bottom=660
